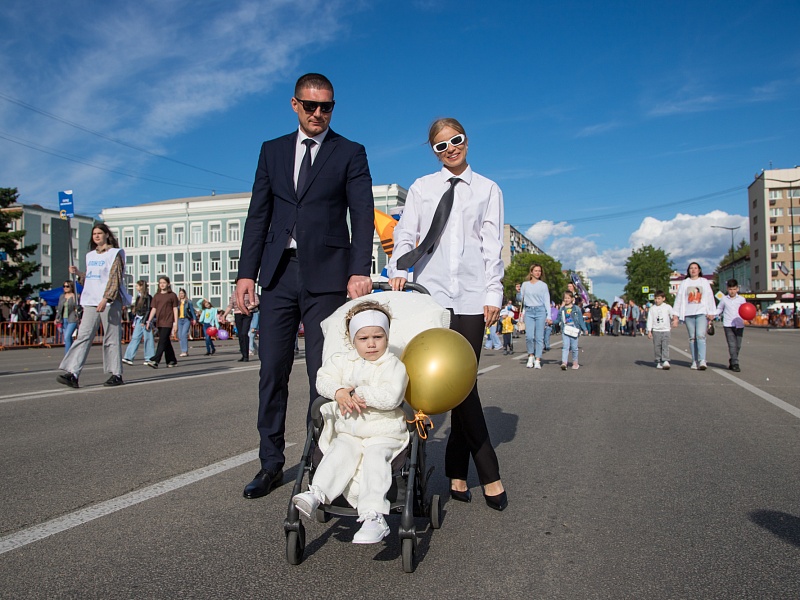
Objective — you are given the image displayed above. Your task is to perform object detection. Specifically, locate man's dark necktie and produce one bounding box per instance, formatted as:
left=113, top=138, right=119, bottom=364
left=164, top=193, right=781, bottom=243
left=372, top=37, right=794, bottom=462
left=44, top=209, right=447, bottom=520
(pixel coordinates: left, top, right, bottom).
left=396, top=176, right=460, bottom=271
left=296, top=138, right=316, bottom=194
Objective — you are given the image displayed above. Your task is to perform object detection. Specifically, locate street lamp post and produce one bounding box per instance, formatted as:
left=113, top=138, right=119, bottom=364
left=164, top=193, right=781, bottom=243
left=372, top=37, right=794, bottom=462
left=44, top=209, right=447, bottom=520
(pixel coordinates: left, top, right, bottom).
left=711, top=225, right=741, bottom=286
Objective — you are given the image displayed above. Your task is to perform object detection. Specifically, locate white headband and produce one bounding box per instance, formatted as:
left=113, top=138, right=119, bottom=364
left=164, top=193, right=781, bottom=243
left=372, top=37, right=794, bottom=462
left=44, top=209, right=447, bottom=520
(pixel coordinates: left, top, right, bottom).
left=349, top=310, right=390, bottom=343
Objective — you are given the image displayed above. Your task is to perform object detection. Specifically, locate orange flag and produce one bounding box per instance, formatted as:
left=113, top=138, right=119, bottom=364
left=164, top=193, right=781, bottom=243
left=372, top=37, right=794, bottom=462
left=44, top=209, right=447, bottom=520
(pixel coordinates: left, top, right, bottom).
left=374, top=209, right=398, bottom=257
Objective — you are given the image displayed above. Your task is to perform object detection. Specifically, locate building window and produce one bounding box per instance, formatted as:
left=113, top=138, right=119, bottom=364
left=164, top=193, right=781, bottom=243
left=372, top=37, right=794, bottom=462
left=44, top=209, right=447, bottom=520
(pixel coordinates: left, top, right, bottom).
left=139, top=228, right=150, bottom=247
left=769, top=190, right=782, bottom=200
left=753, top=215, right=757, bottom=225
left=191, top=224, right=202, bottom=244
left=42, top=244, right=50, bottom=256
left=140, top=263, right=150, bottom=276
left=42, top=223, right=50, bottom=234
left=175, top=261, right=184, bottom=274
left=42, top=265, right=50, bottom=277
left=771, top=261, right=783, bottom=269
left=793, top=226, right=800, bottom=235
left=10, top=219, right=18, bottom=231
left=211, top=283, right=222, bottom=297
left=157, top=261, right=168, bottom=274
left=156, top=227, right=167, bottom=246
left=752, top=197, right=757, bottom=208
left=229, top=257, right=239, bottom=271
left=770, top=244, right=785, bottom=252
left=754, top=265, right=759, bottom=273
left=754, top=249, right=759, bottom=257
left=192, top=285, right=203, bottom=298
left=210, top=259, right=220, bottom=272
left=789, top=189, right=800, bottom=198
left=71, top=227, right=78, bottom=238
left=192, top=260, right=202, bottom=273
left=174, top=225, right=185, bottom=246
left=227, top=221, right=240, bottom=242
left=771, top=226, right=784, bottom=234
left=73, top=248, right=79, bottom=260
left=774, top=279, right=787, bottom=290
left=754, top=231, right=758, bottom=241
left=770, top=208, right=784, bottom=217
left=209, top=223, right=222, bottom=243
left=123, top=229, right=135, bottom=248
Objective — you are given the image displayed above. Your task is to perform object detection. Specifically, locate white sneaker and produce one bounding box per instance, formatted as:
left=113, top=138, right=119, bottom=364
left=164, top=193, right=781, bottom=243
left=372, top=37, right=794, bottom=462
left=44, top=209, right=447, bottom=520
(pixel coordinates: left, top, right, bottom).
left=526, top=356, right=534, bottom=368
left=122, top=358, right=133, bottom=366
left=352, top=511, right=390, bottom=544
left=698, top=360, right=707, bottom=371
left=662, top=361, right=670, bottom=370
left=690, top=362, right=698, bottom=370
left=534, top=359, right=542, bottom=369
left=292, top=486, right=325, bottom=519
left=571, top=363, right=580, bottom=370
left=656, top=362, right=663, bottom=369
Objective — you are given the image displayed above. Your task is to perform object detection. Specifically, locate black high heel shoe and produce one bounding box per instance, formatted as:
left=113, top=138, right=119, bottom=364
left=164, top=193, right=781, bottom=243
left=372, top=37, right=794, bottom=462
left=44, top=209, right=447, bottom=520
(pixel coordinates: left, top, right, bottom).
left=450, top=488, right=472, bottom=503
left=484, top=490, right=508, bottom=511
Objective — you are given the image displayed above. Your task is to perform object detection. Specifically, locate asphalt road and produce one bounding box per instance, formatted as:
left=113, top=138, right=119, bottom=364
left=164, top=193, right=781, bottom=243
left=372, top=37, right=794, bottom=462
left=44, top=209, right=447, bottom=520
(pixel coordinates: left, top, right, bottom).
left=1, top=326, right=799, bottom=599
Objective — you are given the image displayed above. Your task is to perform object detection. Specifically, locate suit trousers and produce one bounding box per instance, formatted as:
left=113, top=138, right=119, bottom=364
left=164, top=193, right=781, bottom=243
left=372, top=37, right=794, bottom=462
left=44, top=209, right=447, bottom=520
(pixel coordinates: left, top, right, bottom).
left=59, top=300, right=123, bottom=378
left=256, top=253, right=346, bottom=471
left=445, top=312, right=501, bottom=486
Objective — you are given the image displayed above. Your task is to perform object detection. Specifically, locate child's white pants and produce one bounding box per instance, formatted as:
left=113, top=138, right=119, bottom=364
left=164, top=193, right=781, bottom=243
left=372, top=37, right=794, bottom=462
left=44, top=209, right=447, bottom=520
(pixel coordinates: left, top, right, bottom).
left=313, top=433, right=404, bottom=515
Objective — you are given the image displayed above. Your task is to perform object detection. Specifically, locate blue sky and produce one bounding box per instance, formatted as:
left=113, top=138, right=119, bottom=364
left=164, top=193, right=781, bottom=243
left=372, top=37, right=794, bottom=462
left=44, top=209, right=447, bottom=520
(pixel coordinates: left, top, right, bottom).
left=1, top=0, right=798, bottom=301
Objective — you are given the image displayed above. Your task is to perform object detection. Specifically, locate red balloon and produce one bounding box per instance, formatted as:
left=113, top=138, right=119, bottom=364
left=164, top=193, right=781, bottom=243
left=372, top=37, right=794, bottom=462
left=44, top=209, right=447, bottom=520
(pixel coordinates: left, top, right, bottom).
left=206, top=326, right=218, bottom=337
left=738, top=302, right=757, bottom=321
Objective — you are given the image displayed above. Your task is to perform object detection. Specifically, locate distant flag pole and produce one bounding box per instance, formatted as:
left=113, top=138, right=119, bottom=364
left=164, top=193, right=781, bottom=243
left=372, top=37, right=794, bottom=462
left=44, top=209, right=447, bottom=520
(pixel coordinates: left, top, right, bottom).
left=58, top=190, right=76, bottom=285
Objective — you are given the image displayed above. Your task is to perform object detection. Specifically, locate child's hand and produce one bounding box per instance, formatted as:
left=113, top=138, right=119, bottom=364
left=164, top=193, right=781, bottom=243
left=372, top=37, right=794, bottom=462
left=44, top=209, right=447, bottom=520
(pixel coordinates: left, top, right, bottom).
left=335, top=388, right=366, bottom=415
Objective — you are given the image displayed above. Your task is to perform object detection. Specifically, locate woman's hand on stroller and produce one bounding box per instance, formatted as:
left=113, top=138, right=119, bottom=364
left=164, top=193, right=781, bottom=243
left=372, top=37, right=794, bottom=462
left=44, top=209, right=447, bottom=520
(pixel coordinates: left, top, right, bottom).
left=335, top=387, right=367, bottom=416
left=388, top=277, right=407, bottom=292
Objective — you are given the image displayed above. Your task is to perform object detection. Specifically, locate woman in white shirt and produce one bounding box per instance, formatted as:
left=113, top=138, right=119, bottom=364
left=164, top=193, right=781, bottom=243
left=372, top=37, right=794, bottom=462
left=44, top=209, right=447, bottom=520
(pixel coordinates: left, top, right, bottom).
left=672, top=261, right=717, bottom=370
left=388, top=117, right=507, bottom=511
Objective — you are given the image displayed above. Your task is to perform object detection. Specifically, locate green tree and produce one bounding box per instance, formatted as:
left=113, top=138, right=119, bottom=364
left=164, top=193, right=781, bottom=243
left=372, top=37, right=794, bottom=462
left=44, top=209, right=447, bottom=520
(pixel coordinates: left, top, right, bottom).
left=623, top=245, right=674, bottom=305
left=1, top=187, right=42, bottom=298
left=503, top=252, right=567, bottom=304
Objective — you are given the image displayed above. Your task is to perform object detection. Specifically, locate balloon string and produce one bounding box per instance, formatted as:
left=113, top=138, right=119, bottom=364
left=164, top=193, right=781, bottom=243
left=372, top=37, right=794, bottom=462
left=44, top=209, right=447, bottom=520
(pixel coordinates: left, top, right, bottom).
left=406, top=410, right=433, bottom=439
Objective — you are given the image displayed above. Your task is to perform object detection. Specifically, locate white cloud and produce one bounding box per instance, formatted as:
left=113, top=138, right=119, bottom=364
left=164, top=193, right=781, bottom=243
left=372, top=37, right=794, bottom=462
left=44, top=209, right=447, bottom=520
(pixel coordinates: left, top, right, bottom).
left=0, top=0, right=352, bottom=214
left=524, top=220, right=574, bottom=246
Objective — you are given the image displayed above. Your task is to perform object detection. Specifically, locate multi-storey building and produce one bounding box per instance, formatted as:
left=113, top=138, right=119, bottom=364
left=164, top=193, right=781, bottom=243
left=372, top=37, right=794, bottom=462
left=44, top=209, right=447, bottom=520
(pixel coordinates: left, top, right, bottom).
left=748, top=167, right=800, bottom=294
left=503, top=224, right=542, bottom=267
left=3, top=203, right=95, bottom=289
left=100, top=185, right=407, bottom=308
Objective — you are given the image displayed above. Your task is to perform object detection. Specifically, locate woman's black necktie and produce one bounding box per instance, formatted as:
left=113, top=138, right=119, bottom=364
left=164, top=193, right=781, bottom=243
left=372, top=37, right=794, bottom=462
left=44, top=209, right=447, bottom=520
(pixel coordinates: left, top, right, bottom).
left=396, top=177, right=460, bottom=271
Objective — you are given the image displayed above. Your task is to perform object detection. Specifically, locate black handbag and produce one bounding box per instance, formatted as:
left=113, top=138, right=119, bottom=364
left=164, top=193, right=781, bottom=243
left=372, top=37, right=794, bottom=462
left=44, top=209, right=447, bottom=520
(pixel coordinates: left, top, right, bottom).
left=707, top=321, right=715, bottom=336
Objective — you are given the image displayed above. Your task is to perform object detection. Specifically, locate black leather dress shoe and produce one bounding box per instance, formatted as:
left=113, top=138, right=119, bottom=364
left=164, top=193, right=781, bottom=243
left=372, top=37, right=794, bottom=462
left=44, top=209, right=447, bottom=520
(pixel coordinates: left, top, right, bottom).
left=243, top=468, right=283, bottom=499
left=450, top=488, right=472, bottom=503
left=484, top=491, right=508, bottom=511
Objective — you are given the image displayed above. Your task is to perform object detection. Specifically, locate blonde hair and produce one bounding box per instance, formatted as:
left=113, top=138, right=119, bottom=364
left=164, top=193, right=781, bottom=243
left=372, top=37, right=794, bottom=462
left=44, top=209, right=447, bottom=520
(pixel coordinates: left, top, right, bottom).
left=428, top=117, right=467, bottom=148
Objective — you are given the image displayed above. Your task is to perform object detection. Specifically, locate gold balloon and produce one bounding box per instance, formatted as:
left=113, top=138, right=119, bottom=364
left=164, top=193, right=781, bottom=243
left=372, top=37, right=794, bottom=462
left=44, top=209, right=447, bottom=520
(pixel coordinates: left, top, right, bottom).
left=400, top=328, right=478, bottom=415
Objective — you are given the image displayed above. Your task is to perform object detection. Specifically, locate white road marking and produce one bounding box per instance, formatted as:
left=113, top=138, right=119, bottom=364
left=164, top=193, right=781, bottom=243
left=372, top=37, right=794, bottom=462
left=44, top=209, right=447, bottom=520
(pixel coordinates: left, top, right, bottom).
left=0, top=445, right=294, bottom=555
left=478, top=365, right=501, bottom=375
left=669, top=345, right=800, bottom=420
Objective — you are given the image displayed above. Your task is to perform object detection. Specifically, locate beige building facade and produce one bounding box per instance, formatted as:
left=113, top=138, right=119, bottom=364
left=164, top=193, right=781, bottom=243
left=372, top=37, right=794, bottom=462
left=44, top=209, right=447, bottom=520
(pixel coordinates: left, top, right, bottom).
left=747, top=167, right=800, bottom=294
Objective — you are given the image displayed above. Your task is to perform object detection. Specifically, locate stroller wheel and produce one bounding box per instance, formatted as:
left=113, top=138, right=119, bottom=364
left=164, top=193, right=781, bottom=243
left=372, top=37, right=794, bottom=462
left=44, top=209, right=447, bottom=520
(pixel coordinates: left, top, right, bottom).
left=401, top=538, right=416, bottom=573
left=430, top=494, right=442, bottom=529
left=286, top=527, right=306, bottom=565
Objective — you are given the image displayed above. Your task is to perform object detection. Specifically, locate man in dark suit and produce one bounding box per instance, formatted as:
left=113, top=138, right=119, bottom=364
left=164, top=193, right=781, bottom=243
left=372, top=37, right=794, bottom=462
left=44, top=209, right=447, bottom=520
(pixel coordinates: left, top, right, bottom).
left=235, top=73, right=374, bottom=499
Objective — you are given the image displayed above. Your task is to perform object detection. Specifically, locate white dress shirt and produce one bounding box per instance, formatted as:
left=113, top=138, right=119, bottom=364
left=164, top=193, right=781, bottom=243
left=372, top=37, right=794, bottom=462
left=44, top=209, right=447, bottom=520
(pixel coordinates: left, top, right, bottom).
left=287, top=127, right=328, bottom=249
left=387, top=166, right=504, bottom=315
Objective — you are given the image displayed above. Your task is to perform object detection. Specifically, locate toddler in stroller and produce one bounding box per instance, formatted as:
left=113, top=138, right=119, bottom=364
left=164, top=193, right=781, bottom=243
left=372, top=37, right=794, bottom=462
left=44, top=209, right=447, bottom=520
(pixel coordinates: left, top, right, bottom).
left=291, top=300, right=409, bottom=544
left=285, top=284, right=447, bottom=571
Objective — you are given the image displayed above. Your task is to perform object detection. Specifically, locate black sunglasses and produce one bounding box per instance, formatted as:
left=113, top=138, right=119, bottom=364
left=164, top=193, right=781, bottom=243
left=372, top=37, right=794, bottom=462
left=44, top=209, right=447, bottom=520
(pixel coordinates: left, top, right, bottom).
left=294, top=97, right=335, bottom=114
left=432, top=134, right=465, bottom=154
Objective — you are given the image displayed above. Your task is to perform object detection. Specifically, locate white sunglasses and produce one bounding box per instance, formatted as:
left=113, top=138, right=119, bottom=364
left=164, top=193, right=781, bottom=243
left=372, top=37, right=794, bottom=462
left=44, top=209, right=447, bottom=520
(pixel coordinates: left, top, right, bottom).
left=432, top=134, right=465, bottom=153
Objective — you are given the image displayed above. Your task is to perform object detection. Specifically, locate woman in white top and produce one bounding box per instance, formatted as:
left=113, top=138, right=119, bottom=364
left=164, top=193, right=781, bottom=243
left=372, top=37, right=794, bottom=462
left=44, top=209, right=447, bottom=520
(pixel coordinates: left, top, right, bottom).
left=672, top=261, right=717, bottom=370
left=57, top=224, right=132, bottom=388
left=515, top=264, right=552, bottom=369
left=388, top=117, right=507, bottom=511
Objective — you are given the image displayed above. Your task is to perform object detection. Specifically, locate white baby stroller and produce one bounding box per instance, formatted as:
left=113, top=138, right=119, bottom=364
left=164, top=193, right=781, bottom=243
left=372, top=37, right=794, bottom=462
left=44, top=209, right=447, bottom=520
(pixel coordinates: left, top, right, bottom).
left=284, top=282, right=449, bottom=572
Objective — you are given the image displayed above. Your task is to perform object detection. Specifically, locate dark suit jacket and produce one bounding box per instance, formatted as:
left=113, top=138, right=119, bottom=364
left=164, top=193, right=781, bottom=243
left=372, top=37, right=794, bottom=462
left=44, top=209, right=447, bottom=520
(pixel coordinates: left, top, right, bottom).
left=237, top=129, right=374, bottom=294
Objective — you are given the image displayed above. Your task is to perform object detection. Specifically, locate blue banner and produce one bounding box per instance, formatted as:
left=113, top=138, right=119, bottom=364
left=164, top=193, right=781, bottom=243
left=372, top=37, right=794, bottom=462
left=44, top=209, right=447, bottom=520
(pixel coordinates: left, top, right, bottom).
left=58, top=190, right=74, bottom=219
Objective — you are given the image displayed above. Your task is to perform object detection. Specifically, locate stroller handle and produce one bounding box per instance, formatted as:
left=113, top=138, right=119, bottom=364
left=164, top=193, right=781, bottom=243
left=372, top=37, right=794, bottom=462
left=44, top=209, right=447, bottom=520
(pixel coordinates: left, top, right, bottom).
left=372, top=281, right=430, bottom=295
